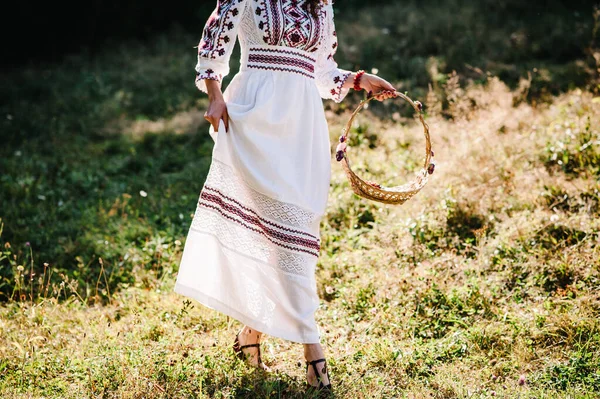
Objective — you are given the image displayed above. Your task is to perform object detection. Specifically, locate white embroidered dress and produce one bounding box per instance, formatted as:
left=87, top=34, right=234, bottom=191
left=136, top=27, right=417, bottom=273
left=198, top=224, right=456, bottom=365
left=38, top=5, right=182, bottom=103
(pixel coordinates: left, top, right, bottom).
left=174, top=0, right=351, bottom=344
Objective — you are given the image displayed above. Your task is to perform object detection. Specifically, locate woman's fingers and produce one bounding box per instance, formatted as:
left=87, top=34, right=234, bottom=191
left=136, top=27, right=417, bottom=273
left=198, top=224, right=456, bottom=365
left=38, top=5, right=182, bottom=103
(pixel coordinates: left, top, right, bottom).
left=222, top=108, right=229, bottom=133
left=204, top=99, right=229, bottom=133
left=374, top=89, right=396, bottom=101
left=204, top=113, right=219, bottom=131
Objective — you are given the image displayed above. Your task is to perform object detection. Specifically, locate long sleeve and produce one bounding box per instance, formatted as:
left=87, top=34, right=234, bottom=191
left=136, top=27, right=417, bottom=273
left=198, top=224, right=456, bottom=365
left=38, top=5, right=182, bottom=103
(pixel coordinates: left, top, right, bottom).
left=314, top=3, right=352, bottom=103
left=195, top=0, right=248, bottom=94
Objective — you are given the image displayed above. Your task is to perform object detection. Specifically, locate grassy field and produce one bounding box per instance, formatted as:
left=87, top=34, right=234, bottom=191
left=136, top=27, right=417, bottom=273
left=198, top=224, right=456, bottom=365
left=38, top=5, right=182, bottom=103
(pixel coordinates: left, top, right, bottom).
left=1, top=2, right=600, bottom=398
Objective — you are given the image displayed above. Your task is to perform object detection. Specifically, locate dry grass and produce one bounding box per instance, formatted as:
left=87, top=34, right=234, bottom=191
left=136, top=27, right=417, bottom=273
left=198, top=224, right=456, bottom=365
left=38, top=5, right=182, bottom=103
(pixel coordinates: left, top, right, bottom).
left=1, top=76, right=600, bottom=398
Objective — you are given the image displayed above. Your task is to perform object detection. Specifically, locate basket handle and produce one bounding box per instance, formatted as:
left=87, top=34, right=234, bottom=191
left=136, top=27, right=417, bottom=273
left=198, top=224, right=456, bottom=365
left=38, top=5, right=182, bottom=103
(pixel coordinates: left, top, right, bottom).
left=337, top=90, right=432, bottom=171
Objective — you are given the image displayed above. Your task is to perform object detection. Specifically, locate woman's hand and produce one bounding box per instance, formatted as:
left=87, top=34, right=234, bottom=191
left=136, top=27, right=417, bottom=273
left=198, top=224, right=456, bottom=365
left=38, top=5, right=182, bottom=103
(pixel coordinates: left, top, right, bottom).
left=204, top=79, right=229, bottom=132
left=359, top=73, right=397, bottom=101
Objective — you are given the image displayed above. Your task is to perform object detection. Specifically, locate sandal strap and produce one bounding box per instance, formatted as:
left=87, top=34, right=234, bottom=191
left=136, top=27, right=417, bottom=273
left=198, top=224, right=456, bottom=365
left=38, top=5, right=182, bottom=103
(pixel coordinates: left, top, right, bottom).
left=306, top=358, right=326, bottom=365
left=240, top=343, right=260, bottom=349
left=305, top=358, right=328, bottom=387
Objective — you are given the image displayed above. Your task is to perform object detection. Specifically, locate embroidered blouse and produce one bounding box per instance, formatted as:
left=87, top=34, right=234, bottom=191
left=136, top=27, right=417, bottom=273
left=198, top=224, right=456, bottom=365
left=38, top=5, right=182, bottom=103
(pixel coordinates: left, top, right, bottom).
left=194, top=0, right=352, bottom=103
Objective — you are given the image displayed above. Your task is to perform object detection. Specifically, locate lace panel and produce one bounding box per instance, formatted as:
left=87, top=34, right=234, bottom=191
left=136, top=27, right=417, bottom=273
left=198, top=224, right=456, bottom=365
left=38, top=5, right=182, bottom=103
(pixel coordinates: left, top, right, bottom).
left=204, top=159, right=321, bottom=229
left=189, top=159, right=321, bottom=277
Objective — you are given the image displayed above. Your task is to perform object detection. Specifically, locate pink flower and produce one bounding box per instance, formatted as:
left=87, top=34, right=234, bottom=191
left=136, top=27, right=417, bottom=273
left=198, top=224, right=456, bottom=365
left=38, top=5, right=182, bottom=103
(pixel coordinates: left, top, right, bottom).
left=518, top=375, right=526, bottom=386
left=335, top=142, right=347, bottom=153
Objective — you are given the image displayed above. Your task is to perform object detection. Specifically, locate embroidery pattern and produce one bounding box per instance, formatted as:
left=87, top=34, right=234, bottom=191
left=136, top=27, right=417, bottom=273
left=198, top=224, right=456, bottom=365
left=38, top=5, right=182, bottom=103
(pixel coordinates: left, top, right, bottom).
left=329, top=70, right=351, bottom=101
left=255, top=0, right=324, bottom=52
left=191, top=207, right=312, bottom=276
left=195, top=69, right=223, bottom=87
left=205, top=159, right=320, bottom=229
left=247, top=47, right=316, bottom=78
left=198, top=191, right=320, bottom=256
left=189, top=159, right=321, bottom=276
left=199, top=0, right=241, bottom=60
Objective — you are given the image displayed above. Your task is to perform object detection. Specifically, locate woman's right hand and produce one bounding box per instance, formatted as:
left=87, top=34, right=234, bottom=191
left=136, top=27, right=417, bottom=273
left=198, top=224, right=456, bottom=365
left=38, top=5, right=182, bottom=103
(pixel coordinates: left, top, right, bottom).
left=204, top=79, right=229, bottom=132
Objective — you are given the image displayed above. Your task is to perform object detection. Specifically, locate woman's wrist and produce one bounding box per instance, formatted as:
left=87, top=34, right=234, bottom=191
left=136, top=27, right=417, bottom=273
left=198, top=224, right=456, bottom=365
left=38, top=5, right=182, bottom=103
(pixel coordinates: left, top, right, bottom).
left=353, top=70, right=365, bottom=91
left=342, top=71, right=366, bottom=90
left=205, top=79, right=224, bottom=101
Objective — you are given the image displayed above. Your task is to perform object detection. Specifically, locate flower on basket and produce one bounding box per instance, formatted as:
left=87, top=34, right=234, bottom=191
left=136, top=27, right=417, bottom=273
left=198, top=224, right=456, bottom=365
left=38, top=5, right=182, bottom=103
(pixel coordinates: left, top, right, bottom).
left=427, top=162, right=435, bottom=175
left=335, top=142, right=347, bottom=162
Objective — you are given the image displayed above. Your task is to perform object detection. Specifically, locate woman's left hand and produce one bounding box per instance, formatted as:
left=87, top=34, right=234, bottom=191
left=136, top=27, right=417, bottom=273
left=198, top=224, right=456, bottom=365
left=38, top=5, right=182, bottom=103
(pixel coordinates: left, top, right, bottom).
left=359, top=73, right=397, bottom=101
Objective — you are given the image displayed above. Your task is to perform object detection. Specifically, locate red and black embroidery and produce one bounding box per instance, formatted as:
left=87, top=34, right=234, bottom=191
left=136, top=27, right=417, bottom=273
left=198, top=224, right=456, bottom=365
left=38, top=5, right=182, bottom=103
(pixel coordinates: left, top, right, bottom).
left=255, top=0, right=324, bottom=52
left=246, top=47, right=317, bottom=78
left=199, top=0, right=241, bottom=60
left=248, top=54, right=314, bottom=73
left=195, top=69, right=223, bottom=86
left=198, top=186, right=320, bottom=257
left=204, top=186, right=319, bottom=241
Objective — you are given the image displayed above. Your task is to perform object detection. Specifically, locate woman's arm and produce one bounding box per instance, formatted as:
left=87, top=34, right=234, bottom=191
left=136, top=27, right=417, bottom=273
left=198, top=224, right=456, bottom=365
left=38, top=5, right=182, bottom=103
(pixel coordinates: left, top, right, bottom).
left=195, top=0, right=248, bottom=132
left=314, top=4, right=396, bottom=103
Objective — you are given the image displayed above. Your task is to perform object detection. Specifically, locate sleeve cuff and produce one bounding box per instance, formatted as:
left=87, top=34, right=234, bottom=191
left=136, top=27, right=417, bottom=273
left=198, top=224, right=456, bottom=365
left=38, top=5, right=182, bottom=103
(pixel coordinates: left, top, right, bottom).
left=195, top=68, right=223, bottom=94
left=329, top=70, right=352, bottom=103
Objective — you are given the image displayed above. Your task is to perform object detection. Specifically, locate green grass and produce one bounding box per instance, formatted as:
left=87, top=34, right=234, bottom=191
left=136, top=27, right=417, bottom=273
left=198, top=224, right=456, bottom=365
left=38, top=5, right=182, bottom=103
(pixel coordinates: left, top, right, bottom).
left=2, top=3, right=600, bottom=398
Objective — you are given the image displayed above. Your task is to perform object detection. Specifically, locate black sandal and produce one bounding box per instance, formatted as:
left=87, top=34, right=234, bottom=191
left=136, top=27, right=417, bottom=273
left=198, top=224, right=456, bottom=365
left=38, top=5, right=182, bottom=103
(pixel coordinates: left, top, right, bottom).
left=305, top=358, right=332, bottom=393
left=233, top=332, right=268, bottom=370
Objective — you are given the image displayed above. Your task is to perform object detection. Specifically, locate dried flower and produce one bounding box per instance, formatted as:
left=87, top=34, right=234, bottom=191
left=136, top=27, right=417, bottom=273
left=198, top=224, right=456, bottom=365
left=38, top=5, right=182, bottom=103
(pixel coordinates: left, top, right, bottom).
left=415, top=100, right=423, bottom=111
left=336, top=142, right=347, bottom=153
left=431, top=149, right=435, bottom=157
left=518, top=375, right=526, bottom=386
left=339, top=135, right=346, bottom=143
left=335, top=150, right=344, bottom=162
left=427, top=162, right=435, bottom=175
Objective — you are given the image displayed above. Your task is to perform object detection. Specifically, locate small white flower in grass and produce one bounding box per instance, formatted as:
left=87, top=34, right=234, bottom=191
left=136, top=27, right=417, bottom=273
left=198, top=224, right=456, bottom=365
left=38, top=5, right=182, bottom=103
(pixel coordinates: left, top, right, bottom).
left=14, top=150, right=21, bottom=156
left=7, top=114, right=13, bottom=120
left=139, top=190, right=148, bottom=197
left=179, top=213, right=184, bottom=220
left=550, top=214, right=559, bottom=222
left=371, top=68, right=379, bottom=74
left=17, top=265, right=24, bottom=272
left=174, top=240, right=182, bottom=246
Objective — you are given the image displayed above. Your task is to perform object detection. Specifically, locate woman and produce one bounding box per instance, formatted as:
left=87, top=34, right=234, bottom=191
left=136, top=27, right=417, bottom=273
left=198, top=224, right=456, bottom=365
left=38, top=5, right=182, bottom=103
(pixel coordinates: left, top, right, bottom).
left=174, top=0, right=395, bottom=392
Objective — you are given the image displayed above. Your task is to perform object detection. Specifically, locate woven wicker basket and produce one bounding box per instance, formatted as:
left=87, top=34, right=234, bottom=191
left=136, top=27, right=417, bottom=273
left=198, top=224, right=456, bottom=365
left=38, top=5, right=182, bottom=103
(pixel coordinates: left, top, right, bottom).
left=335, top=91, right=434, bottom=205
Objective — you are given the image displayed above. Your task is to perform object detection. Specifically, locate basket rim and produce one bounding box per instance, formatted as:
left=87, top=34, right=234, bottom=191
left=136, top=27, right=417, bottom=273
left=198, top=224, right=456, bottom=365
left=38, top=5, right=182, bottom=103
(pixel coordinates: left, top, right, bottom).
left=336, top=90, right=434, bottom=205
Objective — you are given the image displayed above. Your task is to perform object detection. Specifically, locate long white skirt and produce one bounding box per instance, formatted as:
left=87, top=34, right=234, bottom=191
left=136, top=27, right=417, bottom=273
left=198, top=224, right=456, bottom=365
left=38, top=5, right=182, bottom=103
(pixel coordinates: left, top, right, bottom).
left=174, top=69, right=332, bottom=344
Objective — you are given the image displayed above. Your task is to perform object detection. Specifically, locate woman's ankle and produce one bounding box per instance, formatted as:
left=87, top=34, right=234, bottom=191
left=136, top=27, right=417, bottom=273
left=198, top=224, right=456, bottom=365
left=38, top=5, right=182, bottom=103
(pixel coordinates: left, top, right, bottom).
left=303, top=343, right=324, bottom=361
left=240, top=325, right=262, bottom=340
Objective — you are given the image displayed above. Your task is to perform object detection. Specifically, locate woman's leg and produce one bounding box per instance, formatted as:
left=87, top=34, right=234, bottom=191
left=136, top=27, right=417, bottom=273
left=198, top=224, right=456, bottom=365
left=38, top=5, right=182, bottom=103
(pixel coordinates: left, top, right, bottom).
left=237, top=325, right=264, bottom=366
left=304, top=343, right=331, bottom=386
